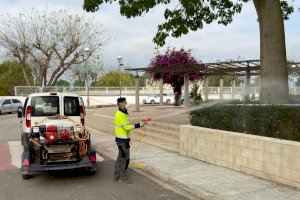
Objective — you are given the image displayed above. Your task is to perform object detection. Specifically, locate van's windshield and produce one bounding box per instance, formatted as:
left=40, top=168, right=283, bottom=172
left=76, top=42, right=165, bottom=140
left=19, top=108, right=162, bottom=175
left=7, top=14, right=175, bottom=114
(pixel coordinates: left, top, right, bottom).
left=31, top=96, right=59, bottom=116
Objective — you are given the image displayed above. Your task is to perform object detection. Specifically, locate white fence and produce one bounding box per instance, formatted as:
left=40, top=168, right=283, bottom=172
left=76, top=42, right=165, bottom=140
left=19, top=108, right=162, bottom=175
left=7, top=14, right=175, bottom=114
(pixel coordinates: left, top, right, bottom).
left=14, top=85, right=300, bottom=98
left=14, top=86, right=174, bottom=96
left=207, top=87, right=259, bottom=94
left=207, top=86, right=299, bottom=100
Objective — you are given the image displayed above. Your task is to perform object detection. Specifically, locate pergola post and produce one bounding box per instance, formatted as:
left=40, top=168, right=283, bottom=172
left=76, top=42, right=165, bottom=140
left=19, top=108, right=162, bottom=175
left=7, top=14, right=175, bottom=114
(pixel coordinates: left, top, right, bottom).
left=245, top=64, right=251, bottom=101
left=258, top=75, right=261, bottom=95
left=14, top=86, right=17, bottom=96
left=232, top=79, right=236, bottom=99
left=135, top=74, right=140, bottom=112
left=204, top=76, right=209, bottom=101
left=219, top=78, right=224, bottom=100
left=159, top=77, right=164, bottom=106
left=240, top=81, right=245, bottom=100
left=184, top=73, right=189, bottom=106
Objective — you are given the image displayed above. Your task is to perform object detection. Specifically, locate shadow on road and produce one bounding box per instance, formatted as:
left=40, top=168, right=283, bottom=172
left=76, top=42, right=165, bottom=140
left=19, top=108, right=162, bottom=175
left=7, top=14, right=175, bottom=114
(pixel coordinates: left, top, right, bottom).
left=1, top=158, right=189, bottom=200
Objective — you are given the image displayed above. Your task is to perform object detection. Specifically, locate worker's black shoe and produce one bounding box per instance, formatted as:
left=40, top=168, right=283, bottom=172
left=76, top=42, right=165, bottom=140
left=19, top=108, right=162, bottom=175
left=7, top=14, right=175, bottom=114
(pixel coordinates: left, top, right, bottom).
left=113, top=176, right=119, bottom=182
left=119, top=177, right=132, bottom=184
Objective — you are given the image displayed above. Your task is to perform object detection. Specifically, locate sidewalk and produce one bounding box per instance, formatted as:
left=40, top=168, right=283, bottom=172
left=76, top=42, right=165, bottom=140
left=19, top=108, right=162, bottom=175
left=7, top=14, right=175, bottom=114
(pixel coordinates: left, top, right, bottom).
left=89, top=128, right=300, bottom=200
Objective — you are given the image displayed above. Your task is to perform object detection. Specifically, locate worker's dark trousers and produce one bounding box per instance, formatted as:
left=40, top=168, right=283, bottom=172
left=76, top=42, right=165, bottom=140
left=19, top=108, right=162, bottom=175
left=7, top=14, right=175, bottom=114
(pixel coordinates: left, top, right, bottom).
left=114, top=141, right=130, bottom=179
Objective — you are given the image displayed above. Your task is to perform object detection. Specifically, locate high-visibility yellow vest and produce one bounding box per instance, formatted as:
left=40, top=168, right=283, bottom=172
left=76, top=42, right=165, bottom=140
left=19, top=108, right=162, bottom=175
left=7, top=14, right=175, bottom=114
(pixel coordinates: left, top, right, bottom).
left=114, top=110, right=134, bottom=139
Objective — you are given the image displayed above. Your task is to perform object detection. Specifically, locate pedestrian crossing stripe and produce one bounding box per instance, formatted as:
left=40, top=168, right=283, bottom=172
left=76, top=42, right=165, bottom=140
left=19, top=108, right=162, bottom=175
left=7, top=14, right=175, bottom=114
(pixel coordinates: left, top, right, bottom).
left=8, top=141, right=22, bottom=168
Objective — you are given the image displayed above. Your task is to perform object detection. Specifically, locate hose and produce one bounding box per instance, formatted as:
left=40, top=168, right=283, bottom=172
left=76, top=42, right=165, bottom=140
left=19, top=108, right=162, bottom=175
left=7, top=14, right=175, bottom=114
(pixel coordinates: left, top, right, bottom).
left=63, top=116, right=90, bottom=156
left=29, top=138, right=42, bottom=147
left=130, top=129, right=143, bottom=149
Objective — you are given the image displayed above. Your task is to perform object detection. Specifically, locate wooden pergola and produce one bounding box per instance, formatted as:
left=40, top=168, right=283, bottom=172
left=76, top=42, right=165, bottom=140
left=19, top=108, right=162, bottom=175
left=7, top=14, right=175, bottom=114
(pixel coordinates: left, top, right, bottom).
left=125, top=59, right=300, bottom=111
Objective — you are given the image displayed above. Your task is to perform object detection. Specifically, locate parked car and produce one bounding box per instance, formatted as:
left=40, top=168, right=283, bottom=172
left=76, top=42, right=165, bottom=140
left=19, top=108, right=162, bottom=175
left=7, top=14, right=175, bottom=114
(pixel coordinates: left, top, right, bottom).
left=180, top=94, right=193, bottom=105
left=0, top=98, right=22, bottom=115
left=19, top=92, right=97, bottom=179
left=143, top=94, right=172, bottom=104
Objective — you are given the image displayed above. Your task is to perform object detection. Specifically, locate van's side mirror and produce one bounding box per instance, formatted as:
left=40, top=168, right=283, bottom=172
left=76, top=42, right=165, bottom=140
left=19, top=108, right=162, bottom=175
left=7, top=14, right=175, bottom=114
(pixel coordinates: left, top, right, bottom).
left=17, top=108, right=22, bottom=118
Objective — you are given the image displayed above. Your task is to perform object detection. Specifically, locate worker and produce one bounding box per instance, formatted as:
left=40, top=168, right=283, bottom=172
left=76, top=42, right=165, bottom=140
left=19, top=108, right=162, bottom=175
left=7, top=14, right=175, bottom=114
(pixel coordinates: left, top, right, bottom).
left=113, top=97, right=146, bottom=183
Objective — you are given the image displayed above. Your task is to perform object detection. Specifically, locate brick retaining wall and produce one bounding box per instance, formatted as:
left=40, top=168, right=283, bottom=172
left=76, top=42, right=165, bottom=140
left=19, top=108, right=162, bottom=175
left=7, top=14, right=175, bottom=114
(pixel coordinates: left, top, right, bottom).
left=180, top=125, right=300, bottom=188
left=86, top=113, right=114, bottom=134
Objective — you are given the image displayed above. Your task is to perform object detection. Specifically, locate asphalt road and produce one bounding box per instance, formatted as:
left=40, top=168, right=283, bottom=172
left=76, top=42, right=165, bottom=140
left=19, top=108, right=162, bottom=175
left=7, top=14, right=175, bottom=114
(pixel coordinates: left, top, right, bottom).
left=0, top=113, right=189, bottom=200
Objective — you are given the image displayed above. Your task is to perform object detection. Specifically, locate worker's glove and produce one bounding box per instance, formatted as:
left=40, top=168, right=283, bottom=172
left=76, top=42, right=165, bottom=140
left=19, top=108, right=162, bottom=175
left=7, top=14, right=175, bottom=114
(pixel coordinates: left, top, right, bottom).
left=139, top=121, right=146, bottom=127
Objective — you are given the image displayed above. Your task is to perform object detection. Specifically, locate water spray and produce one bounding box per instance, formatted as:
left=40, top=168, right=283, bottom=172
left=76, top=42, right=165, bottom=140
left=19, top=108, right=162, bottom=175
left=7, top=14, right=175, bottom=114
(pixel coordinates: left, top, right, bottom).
left=150, top=100, right=224, bottom=121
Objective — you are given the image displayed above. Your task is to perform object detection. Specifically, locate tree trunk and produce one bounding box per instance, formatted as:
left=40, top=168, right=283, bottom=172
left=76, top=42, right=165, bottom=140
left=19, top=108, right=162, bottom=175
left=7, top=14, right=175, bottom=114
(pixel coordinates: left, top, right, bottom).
left=253, top=0, right=289, bottom=104
left=49, top=68, right=66, bottom=86
left=36, top=66, right=48, bottom=86
left=20, top=61, right=31, bottom=86
left=174, top=92, right=180, bottom=106
left=44, top=74, right=47, bottom=86
left=37, top=70, right=44, bottom=86
left=173, top=86, right=182, bottom=106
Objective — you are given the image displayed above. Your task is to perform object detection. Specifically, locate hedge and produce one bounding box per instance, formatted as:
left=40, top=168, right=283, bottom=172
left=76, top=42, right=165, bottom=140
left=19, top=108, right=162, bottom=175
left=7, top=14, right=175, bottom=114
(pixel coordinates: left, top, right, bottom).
left=189, top=104, right=300, bottom=142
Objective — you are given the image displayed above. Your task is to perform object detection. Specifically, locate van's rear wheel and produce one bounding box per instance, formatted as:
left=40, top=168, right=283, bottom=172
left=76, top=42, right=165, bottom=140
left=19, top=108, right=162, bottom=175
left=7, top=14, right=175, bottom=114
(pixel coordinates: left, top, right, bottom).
left=22, top=174, right=32, bottom=180
left=88, top=170, right=96, bottom=176
left=87, top=163, right=97, bottom=175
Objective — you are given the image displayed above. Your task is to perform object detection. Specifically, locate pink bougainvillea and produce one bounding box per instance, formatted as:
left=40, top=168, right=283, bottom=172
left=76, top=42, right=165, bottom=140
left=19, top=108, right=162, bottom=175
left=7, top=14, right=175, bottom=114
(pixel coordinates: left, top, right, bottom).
left=149, top=48, right=204, bottom=106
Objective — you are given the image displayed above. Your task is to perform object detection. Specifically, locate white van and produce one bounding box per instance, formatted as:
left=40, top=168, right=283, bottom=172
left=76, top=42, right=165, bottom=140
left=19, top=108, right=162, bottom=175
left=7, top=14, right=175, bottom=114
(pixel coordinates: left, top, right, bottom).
left=18, top=92, right=96, bottom=179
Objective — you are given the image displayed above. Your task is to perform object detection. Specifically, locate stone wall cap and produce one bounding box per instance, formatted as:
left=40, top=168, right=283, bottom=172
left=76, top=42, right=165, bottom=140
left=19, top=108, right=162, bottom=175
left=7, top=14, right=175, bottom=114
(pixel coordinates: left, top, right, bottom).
left=181, top=125, right=300, bottom=146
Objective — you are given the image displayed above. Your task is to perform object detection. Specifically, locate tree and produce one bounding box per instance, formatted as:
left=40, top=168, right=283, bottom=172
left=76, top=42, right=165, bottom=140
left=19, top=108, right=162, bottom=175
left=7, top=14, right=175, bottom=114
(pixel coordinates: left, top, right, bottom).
left=73, top=79, right=85, bottom=87
left=0, top=61, right=33, bottom=95
left=208, top=75, right=241, bottom=87
left=97, top=70, right=134, bottom=87
left=0, top=10, right=106, bottom=86
left=132, top=73, right=146, bottom=87
left=56, top=79, right=70, bottom=87
left=191, top=83, right=203, bottom=105
left=149, top=48, right=203, bottom=106
left=71, top=56, right=103, bottom=87
left=83, top=0, right=295, bottom=104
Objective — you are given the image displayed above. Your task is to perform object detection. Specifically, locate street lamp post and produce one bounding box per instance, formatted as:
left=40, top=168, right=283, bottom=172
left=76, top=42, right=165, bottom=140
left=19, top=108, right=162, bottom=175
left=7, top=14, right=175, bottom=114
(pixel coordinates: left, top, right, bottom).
left=117, top=56, right=123, bottom=97
left=83, top=48, right=91, bottom=108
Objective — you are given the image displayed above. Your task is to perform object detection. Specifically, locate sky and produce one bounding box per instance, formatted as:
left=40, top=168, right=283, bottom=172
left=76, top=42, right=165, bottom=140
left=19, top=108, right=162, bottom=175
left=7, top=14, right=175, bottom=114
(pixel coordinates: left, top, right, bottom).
left=0, top=0, right=300, bottom=71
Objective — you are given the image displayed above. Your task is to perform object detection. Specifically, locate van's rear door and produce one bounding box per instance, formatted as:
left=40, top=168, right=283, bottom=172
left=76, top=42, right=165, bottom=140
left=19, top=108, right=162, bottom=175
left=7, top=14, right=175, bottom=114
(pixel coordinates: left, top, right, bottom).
left=62, top=95, right=81, bottom=125
left=30, top=94, right=60, bottom=126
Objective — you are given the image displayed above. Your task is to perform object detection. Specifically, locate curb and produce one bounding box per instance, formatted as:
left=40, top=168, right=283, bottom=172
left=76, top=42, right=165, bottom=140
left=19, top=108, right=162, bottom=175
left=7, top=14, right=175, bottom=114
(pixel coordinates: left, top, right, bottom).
left=130, top=160, right=221, bottom=200
left=94, top=146, right=114, bottom=161
left=94, top=146, right=221, bottom=200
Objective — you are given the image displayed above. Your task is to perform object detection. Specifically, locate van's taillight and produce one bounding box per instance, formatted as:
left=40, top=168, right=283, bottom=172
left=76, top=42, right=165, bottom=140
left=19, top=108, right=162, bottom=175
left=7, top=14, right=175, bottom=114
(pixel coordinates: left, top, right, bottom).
left=90, top=154, right=96, bottom=162
left=25, top=106, right=32, bottom=128
left=80, top=105, right=85, bottom=126
left=22, top=159, right=30, bottom=167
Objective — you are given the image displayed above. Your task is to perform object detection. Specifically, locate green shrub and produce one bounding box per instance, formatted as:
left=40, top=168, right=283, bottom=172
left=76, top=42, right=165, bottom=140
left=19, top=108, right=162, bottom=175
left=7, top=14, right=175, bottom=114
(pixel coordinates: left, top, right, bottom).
left=189, top=104, right=300, bottom=142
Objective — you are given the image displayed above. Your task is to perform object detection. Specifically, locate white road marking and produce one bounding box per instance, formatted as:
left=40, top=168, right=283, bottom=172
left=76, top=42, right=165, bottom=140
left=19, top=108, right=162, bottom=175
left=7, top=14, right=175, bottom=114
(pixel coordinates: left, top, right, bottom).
left=92, top=114, right=114, bottom=118
left=8, top=141, right=22, bottom=168
left=96, top=154, right=104, bottom=162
